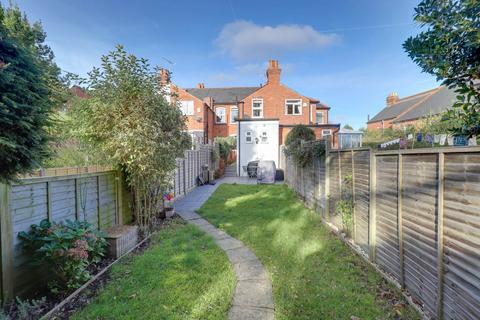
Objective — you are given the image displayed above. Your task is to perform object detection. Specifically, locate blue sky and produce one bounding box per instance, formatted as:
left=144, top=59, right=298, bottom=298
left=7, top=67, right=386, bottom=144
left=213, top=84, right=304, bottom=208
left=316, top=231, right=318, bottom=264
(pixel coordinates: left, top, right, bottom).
left=11, top=0, right=439, bottom=129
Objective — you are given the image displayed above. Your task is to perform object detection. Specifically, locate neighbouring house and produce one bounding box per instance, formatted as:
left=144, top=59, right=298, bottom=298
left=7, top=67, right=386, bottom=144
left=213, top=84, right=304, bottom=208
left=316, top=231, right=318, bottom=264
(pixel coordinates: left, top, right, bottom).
left=162, top=60, right=340, bottom=175
left=163, top=60, right=340, bottom=144
left=367, top=86, right=457, bottom=131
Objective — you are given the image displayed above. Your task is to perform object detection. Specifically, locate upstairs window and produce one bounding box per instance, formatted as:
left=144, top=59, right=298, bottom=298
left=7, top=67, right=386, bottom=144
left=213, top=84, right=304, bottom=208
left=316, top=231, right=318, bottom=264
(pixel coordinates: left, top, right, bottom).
left=215, top=107, right=226, bottom=123
left=252, top=99, right=263, bottom=118
left=316, top=110, right=324, bottom=124
left=180, top=100, right=194, bottom=116
left=285, top=99, right=301, bottom=115
left=230, top=107, right=238, bottom=123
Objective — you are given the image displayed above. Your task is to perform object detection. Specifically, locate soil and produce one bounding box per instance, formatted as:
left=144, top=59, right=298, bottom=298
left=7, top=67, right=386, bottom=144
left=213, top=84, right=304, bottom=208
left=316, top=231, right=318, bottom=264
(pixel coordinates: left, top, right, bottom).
left=3, top=216, right=178, bottom=320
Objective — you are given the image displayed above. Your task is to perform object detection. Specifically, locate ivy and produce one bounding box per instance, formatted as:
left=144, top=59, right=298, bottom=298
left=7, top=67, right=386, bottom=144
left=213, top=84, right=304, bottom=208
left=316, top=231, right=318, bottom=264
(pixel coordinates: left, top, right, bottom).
left=284, top=125, right=325, bottom=167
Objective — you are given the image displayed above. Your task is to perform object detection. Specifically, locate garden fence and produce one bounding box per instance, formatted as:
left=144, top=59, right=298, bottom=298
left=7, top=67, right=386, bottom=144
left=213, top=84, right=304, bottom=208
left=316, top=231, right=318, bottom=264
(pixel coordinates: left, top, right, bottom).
left=0, top=144, right=216, bottom=301
left=281, top=143, right=480, bottom=320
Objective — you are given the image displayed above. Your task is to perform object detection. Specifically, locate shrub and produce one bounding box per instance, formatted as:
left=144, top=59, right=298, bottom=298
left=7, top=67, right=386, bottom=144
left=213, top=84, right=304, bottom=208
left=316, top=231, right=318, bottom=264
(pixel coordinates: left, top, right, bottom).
left=215, top=136, right=236, bottom=162
left=284, top=125, right=324, bottom=167
left=71, top=46, right=191, bottom=230
left=18, top=219, right=107, bottom=293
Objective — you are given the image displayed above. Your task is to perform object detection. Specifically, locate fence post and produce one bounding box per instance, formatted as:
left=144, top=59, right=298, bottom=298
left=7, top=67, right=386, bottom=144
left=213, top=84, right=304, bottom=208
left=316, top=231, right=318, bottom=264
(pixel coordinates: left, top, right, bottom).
left=436, top=152, right=445, bottom=319
left=325, top=149, right=331, bottom=222
left=0, top=183, right=13, bottom=301
left=351, top=150, right=356, bottom=241
left=398, top=153, right=405, bottom=288
left=46, top=181, right=53, bottom=222
left=116, top=171, right=123, bottom=225
left=75, top=178, right=80, bottom=220
left=183, top=158, right=186, bottom=196
left=97, top=176, right=101, bottom=229
left=368, top=149, right=377, bottom=262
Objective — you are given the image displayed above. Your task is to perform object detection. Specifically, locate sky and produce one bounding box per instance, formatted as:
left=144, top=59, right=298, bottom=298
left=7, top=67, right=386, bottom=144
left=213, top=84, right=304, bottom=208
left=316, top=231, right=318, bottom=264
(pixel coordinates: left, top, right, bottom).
left=10, top=0, right=439, bottom=129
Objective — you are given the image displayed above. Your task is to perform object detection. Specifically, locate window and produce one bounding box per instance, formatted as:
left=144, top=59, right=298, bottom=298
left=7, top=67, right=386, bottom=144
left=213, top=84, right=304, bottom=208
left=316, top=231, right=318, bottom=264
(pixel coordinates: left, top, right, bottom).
left=285, top=99, right=302, bottom=115
left=180, top=100, right=194, bottom=116
left=245, top=131, right=253, bottom=143
left=215, top=107, right=226, bottom=123
left=322, top=129, right=332, bottom=136
left=316, top=110, right=324, bottom=124
left=230, top=107, right=238, bottom=123
left=260, top=131, right=268, bottom=143
left=252, top=99, right=263, bottom=118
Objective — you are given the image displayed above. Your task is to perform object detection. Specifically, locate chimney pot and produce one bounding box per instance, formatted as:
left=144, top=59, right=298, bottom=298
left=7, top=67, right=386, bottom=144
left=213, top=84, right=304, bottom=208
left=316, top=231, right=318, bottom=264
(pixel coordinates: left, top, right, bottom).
left=266, top=59, right=281, bottom=84
left=386, top=92, right=399, bottom=106
left=197, top=83, right=205, bottom=89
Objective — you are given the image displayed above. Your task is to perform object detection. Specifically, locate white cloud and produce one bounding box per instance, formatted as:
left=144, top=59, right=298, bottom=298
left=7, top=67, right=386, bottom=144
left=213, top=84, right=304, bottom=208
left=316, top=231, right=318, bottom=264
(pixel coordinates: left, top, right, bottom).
left=215, top=20, right=340, bottom=60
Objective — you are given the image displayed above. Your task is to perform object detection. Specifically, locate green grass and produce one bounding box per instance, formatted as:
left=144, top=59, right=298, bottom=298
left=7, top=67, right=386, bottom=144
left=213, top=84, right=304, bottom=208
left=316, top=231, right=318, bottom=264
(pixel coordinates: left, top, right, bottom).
left=73, top=219, right=236, bottom=320
left=198, top=184, right=420, bottom=320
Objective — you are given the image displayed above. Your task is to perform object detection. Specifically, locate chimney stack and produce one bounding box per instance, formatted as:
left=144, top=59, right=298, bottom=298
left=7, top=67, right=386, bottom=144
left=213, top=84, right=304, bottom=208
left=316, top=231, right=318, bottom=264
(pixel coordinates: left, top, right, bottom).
left=197, top=83, right=205, bottom=89
left=159, top=68, right=170, bottom=85
left=266, top=59, right=281, bottom=84
left=386, top=92, right=399, bottom=106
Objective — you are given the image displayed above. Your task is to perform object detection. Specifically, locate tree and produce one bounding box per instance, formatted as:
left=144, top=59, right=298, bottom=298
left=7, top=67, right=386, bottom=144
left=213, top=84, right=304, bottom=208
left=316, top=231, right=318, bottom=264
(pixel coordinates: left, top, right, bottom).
left=0, top=32, right=52, bottom=182
left=74, top=45, right=190, bottom=229
left=343, top=124, right=354, bottom=130
left=1, top=2, right=67, bottom=108
left=404, top=0, right=480, bottom=137
left=284, top=125, right=324, bottom=167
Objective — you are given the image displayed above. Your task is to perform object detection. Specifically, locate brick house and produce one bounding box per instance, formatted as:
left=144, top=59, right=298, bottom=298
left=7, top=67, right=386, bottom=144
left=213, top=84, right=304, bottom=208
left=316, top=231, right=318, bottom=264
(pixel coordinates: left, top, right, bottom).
left=163, top=60, right=340, bottom=146
left=367, top=86, right=457, bottom=131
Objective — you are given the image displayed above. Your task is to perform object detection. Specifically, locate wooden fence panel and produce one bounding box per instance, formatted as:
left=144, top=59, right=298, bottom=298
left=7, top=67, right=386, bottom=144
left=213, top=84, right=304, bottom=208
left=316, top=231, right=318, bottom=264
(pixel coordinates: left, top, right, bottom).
left=353, top=150, right=370, bottom=254
left=402, top=154, right=439, bottom=316
left=443, top=152, right=480, bottom=319
left=7, top=171, right=118, bottom=298
left=375, top=155, right=401, bottom=282
left=284, top=146, right=480, bottom=319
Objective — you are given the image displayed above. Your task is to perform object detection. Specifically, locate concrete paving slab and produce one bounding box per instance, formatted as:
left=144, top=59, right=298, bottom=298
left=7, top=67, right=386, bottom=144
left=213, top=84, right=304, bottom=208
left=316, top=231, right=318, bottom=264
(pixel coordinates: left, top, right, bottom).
left=228, top=306, right=275, bottom=320
left=231, top=279, right=274, bottom=309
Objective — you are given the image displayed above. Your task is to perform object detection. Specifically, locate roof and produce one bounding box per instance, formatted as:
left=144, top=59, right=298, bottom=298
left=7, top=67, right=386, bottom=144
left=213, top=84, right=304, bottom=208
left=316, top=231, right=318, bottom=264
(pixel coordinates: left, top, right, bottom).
left=185, top=87, right=259, bottom=104
left=339, top=128, right=363, bottom=135
left=368, top=86, right=459, bottom=124
left=394, top=86, right=457, bottom=122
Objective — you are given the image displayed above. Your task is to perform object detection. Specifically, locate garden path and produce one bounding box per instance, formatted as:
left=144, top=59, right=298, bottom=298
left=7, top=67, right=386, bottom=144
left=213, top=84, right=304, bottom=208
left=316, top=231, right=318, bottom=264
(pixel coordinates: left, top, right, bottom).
left=174, top=177, right=274, bottom=320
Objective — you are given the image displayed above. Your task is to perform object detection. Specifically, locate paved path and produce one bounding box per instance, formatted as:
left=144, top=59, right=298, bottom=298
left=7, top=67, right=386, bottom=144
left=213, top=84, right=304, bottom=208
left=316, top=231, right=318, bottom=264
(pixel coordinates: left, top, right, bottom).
left=174, top=177, right=274, bottom=320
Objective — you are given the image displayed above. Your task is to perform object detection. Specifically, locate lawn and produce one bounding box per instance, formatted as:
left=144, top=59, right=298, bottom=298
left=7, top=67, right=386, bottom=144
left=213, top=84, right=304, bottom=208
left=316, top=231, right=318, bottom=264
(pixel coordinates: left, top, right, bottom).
left=197, top=184, right=420, bottom=320
left=73, top=219, right=236, bottom=320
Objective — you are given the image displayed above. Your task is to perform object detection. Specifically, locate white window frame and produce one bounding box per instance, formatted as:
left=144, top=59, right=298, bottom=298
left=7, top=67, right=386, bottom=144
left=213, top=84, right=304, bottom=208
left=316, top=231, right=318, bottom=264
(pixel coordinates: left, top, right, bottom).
left=180, top=100, right=194, bottom=116
left=285, top=99, right=302, bottom=115
left=315, top=110, right=324, bottom=124
left=215, top=107, right=226, bottom=124
left=252, top=98, right=263, bottom=118
left=230, top=106, right=238, bottom=124
left=322, top=129, right=332, bottom=136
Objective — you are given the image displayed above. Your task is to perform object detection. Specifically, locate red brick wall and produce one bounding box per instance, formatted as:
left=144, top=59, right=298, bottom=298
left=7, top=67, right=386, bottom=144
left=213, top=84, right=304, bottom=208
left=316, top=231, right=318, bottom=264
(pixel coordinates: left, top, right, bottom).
left=279, top=126, right=339, bottom=145
left=242, top=83, right=313, bottom=125
left=174, top=86, right=205, bottom=132
left=367, top=119, right=393, bottom=131
left=212, top=104, right=238, bottom=137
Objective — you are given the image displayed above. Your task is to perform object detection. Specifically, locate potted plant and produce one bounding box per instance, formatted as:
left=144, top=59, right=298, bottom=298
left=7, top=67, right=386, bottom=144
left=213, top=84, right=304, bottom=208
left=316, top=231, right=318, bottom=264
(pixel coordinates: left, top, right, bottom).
left=158, top=192, right=174, bottom=219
